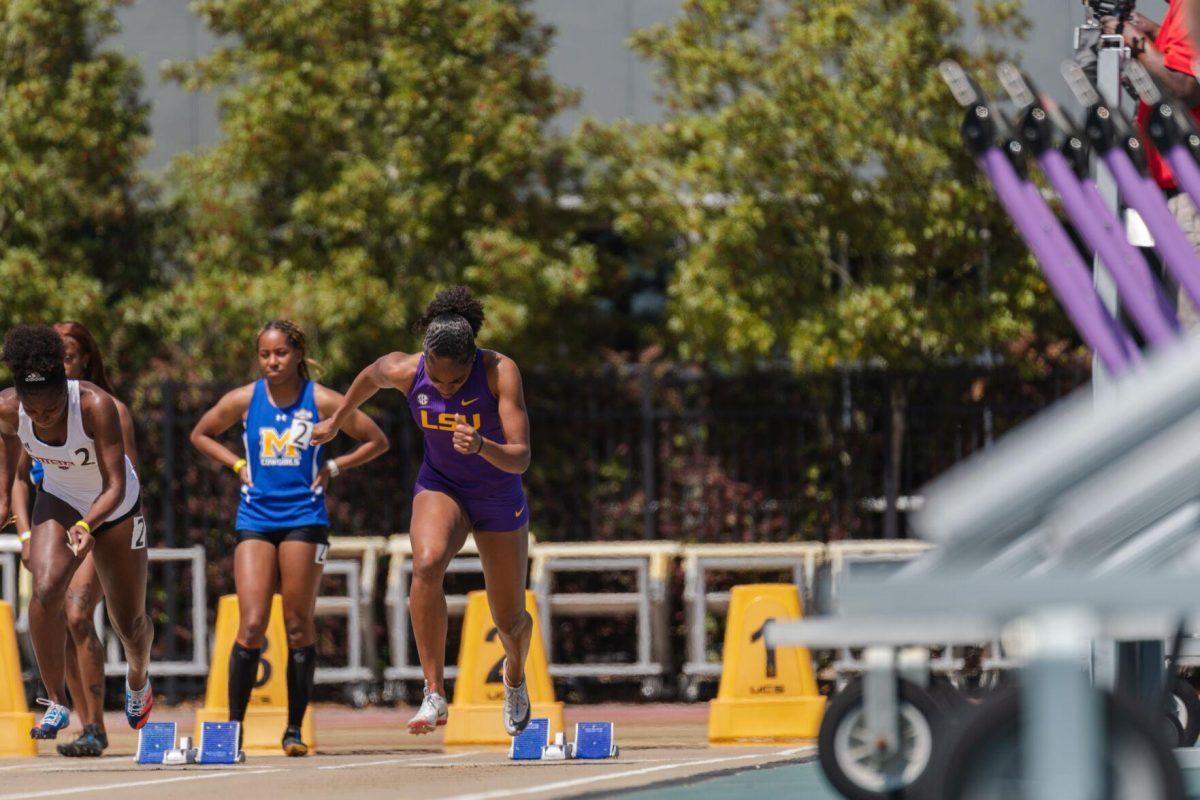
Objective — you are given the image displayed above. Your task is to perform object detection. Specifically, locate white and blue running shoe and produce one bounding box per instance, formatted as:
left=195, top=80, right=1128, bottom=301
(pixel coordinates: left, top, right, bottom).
left=30, top=699, right=69, bottom=740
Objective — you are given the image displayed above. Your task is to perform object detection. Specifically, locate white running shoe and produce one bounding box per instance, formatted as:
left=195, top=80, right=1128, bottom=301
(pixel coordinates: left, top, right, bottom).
left=502, top=661, right=531, bottom=737
left=407, top=684, right=448, bottom=735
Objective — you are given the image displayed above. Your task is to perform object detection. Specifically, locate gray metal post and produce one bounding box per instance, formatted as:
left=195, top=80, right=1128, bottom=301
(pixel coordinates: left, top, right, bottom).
left=1024, top=608, right=1102, bottom=800
left=1092, top=36, right=1126, bottom=397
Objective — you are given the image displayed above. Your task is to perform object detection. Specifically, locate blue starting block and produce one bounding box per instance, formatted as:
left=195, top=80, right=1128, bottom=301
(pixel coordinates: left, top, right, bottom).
left=509, top=717, right=551, bottom=761
left=197, top=721, right=242, bottom=765
left=135, top=722, right=178, bottom=765
left=570, top=722, right=618, bottom=759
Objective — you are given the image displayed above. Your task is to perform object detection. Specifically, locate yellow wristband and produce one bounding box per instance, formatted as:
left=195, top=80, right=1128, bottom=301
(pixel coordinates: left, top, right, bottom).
left=74, top=520, right=92, bottom=535
left=18, top=531, right=30, bottom=543
left=232, top=458, right=247, bottom=475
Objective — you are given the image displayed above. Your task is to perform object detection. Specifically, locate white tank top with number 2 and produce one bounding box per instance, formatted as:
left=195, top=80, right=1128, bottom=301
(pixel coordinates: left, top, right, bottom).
left=18, top=380, right=140, bottom=520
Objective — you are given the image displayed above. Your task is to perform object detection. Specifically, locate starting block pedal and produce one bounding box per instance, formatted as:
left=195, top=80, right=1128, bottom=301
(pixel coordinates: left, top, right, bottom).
left=197, top=721, right=244, bottom=765
left=509, top=717, right=550, bottom=761
left=135, top=722, right=178, bottom=765
left=569, top=722, right=618, bottom=760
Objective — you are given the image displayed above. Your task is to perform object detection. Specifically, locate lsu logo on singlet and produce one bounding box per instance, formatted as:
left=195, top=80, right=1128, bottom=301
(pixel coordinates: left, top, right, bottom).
left=419, top=411, right=481, bottom=432
left=259, top=418, right=314, bottom=467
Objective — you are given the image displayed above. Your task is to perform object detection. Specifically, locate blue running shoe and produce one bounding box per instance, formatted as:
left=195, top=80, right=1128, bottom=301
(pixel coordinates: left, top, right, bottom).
left=30, top=699, right=69, bottom=740
left=125, top=678, right=153, bottom=730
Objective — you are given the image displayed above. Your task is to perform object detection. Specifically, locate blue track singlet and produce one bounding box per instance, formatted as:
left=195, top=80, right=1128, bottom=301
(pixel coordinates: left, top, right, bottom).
left=235, top=379, right=329, bottom=531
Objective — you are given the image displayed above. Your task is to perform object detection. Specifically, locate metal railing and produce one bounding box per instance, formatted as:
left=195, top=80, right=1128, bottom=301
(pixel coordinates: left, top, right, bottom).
left=97, top=546, right=208, bottom=677
left=315, top=536, right=387, bottom=691
left=530, top=541, right=679, bottom=698
left=680, top=542, right=825, bottom=699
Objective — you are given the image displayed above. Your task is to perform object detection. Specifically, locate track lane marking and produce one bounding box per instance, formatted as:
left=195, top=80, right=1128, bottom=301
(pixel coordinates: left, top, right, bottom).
left=319, top=753, right=477, bottom=767
left=434, top=746, right=815, bottom=800
left=0, top=767, right=283, bottom=799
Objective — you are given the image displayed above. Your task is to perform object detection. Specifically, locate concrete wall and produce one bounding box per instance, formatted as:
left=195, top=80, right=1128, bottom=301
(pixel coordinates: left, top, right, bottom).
left=107, top=0, right=1174, bottom=171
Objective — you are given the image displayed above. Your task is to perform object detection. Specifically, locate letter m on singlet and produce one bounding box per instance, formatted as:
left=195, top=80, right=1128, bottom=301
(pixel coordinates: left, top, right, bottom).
left=260, top=428, right=298, bottom=459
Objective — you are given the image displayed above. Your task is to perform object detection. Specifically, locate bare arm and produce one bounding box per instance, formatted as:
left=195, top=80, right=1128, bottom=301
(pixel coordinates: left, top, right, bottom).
left=11, top=451, right=33, bottom=566
left=310, top=385, right=390, bottom=490
left=452, top=354, right=530, bottom=474
left=312, top=353, right=415, bottom=445
left=1104, top=16, right=1200, bottom=106
left=115, top=399, right=140, bottom=472
left=189, top=385, right=255, bottom=484
left=0, top=391, right=21, bottom=531
left=1139, top=45, right=1200, bottom=105
left=72, top=391, right=128, bottom=555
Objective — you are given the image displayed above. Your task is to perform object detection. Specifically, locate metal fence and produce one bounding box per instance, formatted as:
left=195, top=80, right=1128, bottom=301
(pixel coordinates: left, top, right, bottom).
left=117, top=362, right=1084, bottom=687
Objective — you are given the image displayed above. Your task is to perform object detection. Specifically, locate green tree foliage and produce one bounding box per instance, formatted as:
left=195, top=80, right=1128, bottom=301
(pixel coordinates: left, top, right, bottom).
left=0, top=0, right=155, bottom=354
left=576, top=0, right=1070, bottom=371
left=149, top=0, right=596, bottom=379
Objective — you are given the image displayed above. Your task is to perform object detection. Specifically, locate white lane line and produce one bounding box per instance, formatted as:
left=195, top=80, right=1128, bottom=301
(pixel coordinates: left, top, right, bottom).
left=0, top=767, right=283, bottom=800
left=434, top=747, right=815, bottom=800
left=318, top=751, right=480, bottom=771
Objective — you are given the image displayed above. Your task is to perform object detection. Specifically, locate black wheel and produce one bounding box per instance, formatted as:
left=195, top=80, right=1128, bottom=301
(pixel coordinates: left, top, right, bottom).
left=817, top=678, right=942, bottom=799
left=931, top=687, right=1185, bottom=800
left=1170, top=676, right=1200, bottom=747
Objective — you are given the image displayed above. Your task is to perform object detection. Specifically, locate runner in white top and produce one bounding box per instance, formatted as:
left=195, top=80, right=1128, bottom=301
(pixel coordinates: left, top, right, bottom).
left=0, top=325, right=154, bottom=740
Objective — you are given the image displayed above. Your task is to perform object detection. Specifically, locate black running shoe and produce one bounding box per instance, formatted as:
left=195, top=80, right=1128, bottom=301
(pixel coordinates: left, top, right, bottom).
left=282, top=725, right=308, bottom=757
left=56, top=725, right=106, bottom=757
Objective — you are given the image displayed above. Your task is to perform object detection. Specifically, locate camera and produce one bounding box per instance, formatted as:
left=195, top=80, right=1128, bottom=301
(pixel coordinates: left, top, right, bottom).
left=1084, top=0, right=1136, bottom=22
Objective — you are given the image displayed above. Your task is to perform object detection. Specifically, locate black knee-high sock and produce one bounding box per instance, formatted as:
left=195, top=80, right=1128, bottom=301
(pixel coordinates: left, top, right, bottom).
left=228, top=643, right=261, bottom=725
left=286, top=645, right=316, bottom=730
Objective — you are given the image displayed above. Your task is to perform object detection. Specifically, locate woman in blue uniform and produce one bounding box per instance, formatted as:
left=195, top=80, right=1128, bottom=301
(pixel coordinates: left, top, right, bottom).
left=313, top=287, right=534, bottom=738
left=190, top=321, right=388, bottom=755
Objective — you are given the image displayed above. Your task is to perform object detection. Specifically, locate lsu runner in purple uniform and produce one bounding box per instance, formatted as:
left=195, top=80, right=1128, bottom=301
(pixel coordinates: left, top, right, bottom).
left=313, top=287, right=534, bottom=736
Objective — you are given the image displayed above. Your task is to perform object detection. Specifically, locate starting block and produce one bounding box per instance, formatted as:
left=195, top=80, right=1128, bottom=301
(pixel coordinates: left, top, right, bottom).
left=570, top=722, right=618, bottom=760
left=135, top=722, right=178, bottom=765
left=197, top=721, right=244, bottom=765
left=509, top=718, right=550, bottom=761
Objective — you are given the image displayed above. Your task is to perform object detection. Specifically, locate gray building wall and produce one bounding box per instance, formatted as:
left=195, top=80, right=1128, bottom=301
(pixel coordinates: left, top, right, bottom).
left=108, top=0, right=1173, bottom=172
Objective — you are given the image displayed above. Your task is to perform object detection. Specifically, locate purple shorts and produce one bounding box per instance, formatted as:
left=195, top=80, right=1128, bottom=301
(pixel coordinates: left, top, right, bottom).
left=414, top=467, right=528, bottom=533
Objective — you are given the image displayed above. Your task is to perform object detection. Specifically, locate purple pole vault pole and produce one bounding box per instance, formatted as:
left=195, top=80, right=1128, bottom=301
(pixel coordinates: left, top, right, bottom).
left=996, top=64, right=1176, bottom=350
left=1037, top=149, right=1179, bottom=345
left=977, top=146, right=1134, bottom=374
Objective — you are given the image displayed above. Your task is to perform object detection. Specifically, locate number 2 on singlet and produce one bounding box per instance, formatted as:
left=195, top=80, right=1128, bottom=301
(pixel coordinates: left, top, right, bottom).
left=131, top=516, right=147, bottom=550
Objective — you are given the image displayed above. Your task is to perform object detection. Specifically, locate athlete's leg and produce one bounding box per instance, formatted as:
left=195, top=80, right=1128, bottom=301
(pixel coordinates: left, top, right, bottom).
left=90, top=517, right=152, bottom=692
left=28, top=495, right=84, bottom=707
left=62, top=637, right=85, bottom=719
left=474, top=526, right=532, bottom=687
left=63, top=558, right=105, bottom=730
left=409, top=490, right=470, bottom=697
left=277, top=539, right=324, bottom=734
left=230, top=538, right=277, bottom=724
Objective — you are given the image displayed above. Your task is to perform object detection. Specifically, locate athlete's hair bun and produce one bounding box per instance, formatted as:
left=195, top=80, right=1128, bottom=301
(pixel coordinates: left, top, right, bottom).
left=417, top=287, right=485, bottom=365
left=417, top=286, right=485, bottom=337
left=3, top=324, right=67, bottom=393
